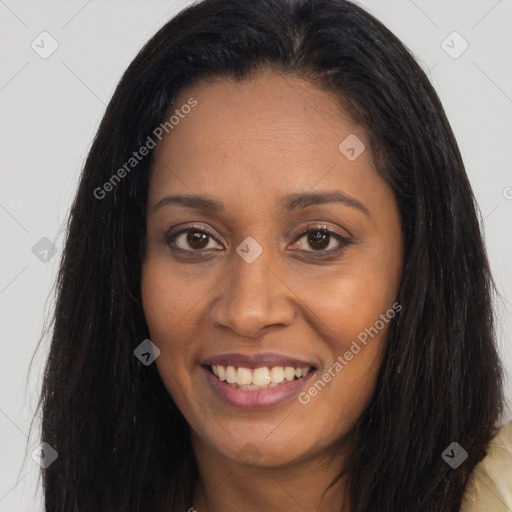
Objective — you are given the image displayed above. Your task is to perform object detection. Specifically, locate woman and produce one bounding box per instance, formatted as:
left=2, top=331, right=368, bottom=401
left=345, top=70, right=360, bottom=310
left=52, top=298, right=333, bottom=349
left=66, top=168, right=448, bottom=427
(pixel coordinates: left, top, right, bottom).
left=36, top=0, right=511, bottom=510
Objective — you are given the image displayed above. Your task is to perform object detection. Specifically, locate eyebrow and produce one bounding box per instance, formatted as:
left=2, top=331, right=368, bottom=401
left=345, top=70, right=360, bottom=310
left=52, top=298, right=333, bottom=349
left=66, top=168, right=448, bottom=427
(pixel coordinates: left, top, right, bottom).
left=152, top=191, right=369, bottom=216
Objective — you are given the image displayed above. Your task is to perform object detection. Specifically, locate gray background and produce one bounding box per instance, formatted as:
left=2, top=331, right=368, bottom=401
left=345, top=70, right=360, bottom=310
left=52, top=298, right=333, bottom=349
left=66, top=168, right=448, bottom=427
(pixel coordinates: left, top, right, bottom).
left=1, top=0, right=511, bottom=509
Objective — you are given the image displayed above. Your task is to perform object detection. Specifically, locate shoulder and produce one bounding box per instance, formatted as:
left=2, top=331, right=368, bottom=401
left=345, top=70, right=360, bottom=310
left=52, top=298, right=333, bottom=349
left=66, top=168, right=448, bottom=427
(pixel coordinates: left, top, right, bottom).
left=460, top=420, right=512, bottom=512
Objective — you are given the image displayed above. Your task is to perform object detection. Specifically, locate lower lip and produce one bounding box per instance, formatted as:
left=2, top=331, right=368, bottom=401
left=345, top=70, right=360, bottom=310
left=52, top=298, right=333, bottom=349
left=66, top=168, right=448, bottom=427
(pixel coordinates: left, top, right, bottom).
left=202, top=366, right=316, bottom=409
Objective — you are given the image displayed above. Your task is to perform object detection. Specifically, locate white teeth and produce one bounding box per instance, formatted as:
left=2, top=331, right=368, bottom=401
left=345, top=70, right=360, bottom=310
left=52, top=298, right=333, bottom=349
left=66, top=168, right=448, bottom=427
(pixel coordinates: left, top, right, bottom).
left=209, top=364, right=312, bottom=389
left=236, top=367, right=252, bottom=385
left=252, top=367, right=271, bottom=386
left=284, top=366, right=295, bottom=381
left=225, top=365, right=237, bottom=384
left=269, top=366, right=284, bottom=384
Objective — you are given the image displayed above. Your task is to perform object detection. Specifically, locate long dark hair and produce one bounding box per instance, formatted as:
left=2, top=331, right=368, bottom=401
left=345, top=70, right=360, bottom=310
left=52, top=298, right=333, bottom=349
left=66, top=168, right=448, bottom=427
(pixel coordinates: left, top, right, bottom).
left=34, top=0, right=505, bottom=510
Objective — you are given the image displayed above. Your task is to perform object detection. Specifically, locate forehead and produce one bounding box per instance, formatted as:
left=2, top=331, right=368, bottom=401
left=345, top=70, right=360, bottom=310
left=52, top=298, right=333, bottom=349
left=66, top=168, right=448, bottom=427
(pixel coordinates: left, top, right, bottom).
left=148, top=70, right=388, bottom=216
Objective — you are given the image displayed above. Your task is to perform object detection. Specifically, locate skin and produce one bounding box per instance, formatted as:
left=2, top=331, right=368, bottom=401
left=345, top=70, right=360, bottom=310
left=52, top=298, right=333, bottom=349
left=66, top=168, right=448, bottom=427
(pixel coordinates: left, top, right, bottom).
left=141, top=69, right=404, bottom=512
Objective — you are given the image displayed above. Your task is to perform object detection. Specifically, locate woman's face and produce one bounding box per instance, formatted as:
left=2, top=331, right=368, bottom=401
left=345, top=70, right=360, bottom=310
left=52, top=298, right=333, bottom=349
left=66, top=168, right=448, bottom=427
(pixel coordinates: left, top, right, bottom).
left=141, top=70, right=404, bottom=468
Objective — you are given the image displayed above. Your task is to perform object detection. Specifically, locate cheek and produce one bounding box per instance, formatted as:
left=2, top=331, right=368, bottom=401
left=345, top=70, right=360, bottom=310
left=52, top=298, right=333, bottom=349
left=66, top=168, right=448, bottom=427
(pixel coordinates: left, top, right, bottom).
left=141, top=262, right=197, bottom=418
left=292, top=261, right=398, bottom=354
left=290, top=247, right=400, bottom=425
left=294, top=281, right=392, bottom=443
left=141, top=256, right=178, bottom=318
left=141, top=254, right=212, bottom=344
left=140, top=257, right=200, bottom=380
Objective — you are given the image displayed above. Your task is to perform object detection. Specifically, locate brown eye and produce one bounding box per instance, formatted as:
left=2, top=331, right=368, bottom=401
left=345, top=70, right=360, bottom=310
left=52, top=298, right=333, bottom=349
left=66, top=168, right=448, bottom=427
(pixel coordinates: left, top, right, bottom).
left=307, top=230, right=331, bottom=251
left=290, top=226, right=351, bottom=257
left=186, top=231, right=210, bottom=250
left=166, top=226, right=223, bottom=252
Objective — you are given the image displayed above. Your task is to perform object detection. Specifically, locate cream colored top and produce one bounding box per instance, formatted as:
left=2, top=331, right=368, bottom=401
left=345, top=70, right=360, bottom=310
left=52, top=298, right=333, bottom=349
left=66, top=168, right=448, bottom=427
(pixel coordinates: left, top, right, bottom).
left=460, top=420, right=512, bottom=512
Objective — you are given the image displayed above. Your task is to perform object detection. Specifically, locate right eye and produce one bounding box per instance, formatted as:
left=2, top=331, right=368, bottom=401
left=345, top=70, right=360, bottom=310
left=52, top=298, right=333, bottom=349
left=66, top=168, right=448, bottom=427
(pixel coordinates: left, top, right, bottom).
left=166, top=225, right=224, bottom=253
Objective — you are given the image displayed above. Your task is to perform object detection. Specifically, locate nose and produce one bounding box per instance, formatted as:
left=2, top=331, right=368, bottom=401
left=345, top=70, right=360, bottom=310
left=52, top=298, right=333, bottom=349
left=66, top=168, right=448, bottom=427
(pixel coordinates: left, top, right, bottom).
left=209, top=249, right=296, bottom=339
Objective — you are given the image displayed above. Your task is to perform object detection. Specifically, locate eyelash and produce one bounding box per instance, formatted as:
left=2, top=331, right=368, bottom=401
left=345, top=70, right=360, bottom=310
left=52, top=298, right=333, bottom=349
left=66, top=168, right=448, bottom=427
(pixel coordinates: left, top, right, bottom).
left=165, top=223, right=351, bottom=259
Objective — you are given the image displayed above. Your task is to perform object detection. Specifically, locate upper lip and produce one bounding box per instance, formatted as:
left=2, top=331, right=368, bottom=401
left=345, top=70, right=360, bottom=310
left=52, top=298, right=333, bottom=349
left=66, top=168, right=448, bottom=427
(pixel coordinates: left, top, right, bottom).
left=201, top=352, right=317, bottom=370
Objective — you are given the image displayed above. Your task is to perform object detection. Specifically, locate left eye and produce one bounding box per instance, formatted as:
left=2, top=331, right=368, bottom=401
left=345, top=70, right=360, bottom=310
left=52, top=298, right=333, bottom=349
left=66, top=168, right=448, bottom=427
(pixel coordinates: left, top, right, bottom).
left=291, top=228, right=348, bottom=253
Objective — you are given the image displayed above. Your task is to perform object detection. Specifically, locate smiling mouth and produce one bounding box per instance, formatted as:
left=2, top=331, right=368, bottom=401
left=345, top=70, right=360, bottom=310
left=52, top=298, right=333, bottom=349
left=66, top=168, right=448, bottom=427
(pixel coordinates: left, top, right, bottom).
left=203, top=364, right=315, bottom=390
